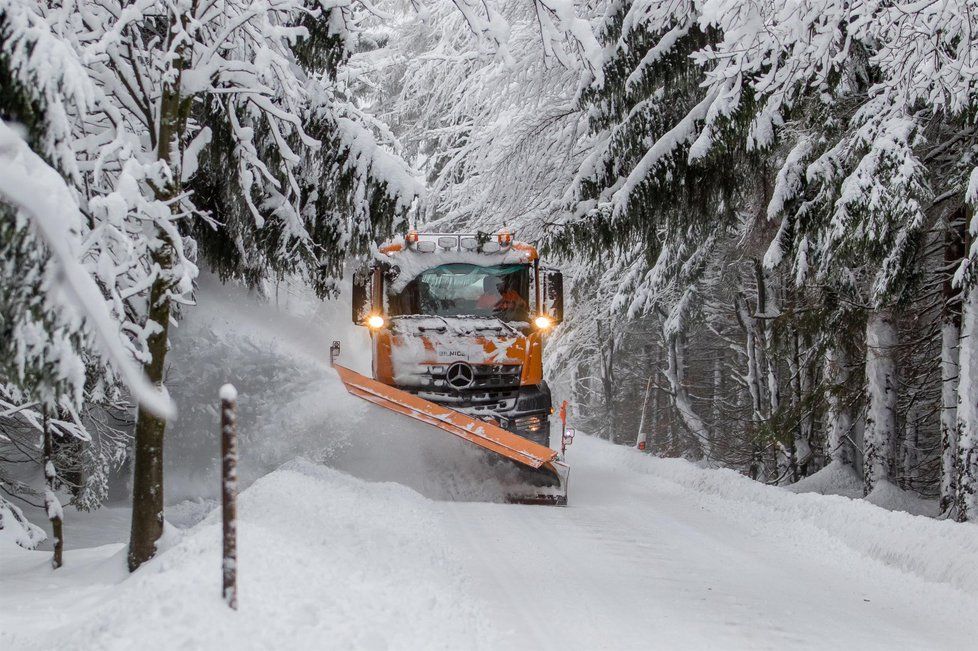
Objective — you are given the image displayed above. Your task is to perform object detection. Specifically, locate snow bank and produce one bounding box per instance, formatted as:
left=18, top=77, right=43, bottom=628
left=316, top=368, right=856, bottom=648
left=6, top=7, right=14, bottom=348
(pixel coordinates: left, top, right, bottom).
left=787, top=460, right=863, bottom=498
left=5, top=432, right=978, bottom=649
left=582, top=437, right=978, bottom=597
left=1, top=460, right=498, bottom=651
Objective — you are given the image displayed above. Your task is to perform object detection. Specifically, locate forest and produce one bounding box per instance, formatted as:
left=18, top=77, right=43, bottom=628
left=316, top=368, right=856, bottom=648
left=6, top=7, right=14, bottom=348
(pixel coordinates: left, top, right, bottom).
left=2, top=0, right=978, bottom=583
left=364, top=0, right=978, bottom=520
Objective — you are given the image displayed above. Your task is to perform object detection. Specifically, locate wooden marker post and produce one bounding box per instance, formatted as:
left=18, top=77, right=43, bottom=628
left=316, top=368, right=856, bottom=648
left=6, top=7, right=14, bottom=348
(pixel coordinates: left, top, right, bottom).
left=559, top=400, right=569, bottom=457
left=220, top=384, right=238, bottom=610
left=42, top=407, right=64, bottom=569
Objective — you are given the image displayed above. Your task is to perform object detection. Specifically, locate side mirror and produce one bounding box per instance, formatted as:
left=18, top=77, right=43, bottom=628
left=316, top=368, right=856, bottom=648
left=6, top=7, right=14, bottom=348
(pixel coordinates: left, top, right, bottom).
left=352, top=265, right=372, bottom=324
left=541, top=268, right=564, bottom=324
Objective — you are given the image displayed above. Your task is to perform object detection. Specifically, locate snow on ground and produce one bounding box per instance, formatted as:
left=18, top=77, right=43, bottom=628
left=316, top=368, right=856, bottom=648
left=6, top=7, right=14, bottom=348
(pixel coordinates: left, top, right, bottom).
left=2, top=459, right=499, bottom=650
left=788, top=460, right=939, bottom=517
left=4, top=434, right=978, bottom=650
left=6, top=277, right=978, bottom=649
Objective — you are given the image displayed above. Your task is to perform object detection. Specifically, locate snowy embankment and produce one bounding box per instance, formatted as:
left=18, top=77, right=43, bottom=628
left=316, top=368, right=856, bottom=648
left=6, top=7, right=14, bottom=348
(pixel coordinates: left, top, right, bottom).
left=2, top=458, right=497, bottom=650
left=4, top=433, right=978, bottom=650
left=602, top=445, right=978, bottom=596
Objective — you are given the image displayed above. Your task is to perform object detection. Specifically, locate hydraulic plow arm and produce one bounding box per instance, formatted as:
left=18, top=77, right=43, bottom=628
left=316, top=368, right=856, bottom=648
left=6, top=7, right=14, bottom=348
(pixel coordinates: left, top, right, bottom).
left=332, top=364, right=568, bottom=504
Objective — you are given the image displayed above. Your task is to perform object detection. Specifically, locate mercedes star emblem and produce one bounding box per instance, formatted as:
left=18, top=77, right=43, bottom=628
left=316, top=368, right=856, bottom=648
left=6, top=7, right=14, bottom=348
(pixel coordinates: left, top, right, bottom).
left=446, top=362, right=475, bottom=389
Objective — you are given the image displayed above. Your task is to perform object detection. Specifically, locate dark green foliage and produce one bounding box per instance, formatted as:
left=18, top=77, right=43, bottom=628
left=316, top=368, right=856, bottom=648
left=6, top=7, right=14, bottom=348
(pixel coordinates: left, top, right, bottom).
left=549, top=7, right=761, bottom=267
left=188, top=98, right=406, bottom=299
left=188, top=9, right=409, bottom=299
left=0, top=42, right=46, bottom=155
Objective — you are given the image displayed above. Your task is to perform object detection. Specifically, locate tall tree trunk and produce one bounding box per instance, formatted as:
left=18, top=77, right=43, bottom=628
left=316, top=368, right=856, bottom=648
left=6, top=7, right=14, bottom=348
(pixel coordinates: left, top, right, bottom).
left=796, top=331, right=813, bottom=476
left=665, top=332, right=708, bottom=458
left=597, top=320, right=616, bottom=441
left=653, top=345, right=665, bottom=452
left=756, top=264, right=780, bottom=420
left=940, top=212, right=965, bottom=513
left=864, top=308, right=898, bottom=496
left=709, top=351, right=721, bottom=461
left=824, top=344, right=853, bottom=466
left=736, top=292, right=764, bottom=478
left=786, top=316, right=803, bottom=482
left=128, top=10, right=191, bottom=572
left=956, top=285, right=978, bottom=521
left=902, top=399, right=920, bottom=491
left=635, top=377, right=652, bottom=449
left=127, top=256, right=173, bottom=572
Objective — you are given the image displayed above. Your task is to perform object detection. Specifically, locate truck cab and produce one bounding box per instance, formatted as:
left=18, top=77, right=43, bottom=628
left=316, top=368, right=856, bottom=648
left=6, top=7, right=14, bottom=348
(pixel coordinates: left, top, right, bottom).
left=352, top=230, right=564, bottom=446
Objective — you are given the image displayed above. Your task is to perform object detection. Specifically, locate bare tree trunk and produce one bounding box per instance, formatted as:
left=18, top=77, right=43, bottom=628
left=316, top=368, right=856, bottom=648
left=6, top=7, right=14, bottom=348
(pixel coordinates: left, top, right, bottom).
left=665, top=332, right=708, bottom=458
left=596, top=320, right=616, bottom=440
left=736, top=291, right=764, bottom=478
left=864, top=308, right=898, bottom=496
left=902, top=399, right=920, bottom=491
left=128, top=259, right=173, bottom=572
left=824, top=345, right=853, bottom=466
left=940, top=212, right=965, bottom=513
left=796, top=331, right=813, bottom=476
left=956, top=285, right=978, bottom=521
left=653, top=345, right=665, bottom=452
left=635, top=377, right=652, bottom=449
left=709, top=351, right=721, bottom=461
left=787, top=324, right=802, bottom=483
left=42, top=408, right=63, bottom=569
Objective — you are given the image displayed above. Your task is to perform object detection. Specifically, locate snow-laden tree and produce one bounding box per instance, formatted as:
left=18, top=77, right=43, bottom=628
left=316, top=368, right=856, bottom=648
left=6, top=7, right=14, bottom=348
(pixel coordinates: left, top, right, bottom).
left=687, top=0, right=978, bottom=509
left=1, top=3, right=164, bottom=554
left=1, top=0, right=421, bottom=566
left=538, top=0, right=978, bottom=507
left=356, top=0, right=601, bottom=237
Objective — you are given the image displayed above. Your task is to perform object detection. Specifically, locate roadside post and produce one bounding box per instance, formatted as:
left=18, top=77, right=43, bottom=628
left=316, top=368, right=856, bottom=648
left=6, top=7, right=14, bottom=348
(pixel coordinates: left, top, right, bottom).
left=220, top=384, right=238, bottom=610
left=559, top=400, right=570, bottom=457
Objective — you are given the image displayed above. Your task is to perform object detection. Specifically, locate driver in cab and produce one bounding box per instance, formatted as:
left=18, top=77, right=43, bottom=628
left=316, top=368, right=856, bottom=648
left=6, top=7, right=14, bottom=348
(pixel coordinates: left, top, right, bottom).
left=476, top=276, right=525, bottom=315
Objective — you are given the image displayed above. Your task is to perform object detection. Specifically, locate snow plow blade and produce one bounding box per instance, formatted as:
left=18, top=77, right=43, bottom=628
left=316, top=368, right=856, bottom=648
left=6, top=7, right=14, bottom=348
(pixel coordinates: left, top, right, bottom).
left=333, top=364, right=568, bottom=505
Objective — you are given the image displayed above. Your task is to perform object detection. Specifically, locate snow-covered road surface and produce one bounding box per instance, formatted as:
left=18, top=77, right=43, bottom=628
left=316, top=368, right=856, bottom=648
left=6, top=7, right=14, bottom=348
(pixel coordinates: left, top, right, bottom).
left=443, top=437, right=978, bottom=649
left=4, top=433, right=978, bottom=650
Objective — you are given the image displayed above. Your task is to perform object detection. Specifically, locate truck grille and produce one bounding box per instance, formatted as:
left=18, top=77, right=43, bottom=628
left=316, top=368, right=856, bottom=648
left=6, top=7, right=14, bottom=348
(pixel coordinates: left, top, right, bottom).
left=410, top=363, right=522, bottom=413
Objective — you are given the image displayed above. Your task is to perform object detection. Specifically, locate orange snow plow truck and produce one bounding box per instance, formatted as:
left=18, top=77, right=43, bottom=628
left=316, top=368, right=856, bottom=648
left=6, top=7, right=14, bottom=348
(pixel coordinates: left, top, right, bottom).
left=332, top=230, right=569, bottom=505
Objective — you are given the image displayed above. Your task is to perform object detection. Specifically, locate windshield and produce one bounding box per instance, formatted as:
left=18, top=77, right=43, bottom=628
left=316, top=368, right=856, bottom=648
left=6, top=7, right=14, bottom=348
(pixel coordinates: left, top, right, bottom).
left=389, top=263, right=530, bottom=322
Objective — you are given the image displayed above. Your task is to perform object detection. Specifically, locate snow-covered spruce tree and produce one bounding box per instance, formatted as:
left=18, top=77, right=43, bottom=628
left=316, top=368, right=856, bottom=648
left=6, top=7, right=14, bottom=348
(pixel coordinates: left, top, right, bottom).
left=546, top=1, right=782, bottom=467
left=540, top=0, right=978, bottom=500
left=0, top=4, right=165, bottom=559
left=699, top=0, right=978, bottom=501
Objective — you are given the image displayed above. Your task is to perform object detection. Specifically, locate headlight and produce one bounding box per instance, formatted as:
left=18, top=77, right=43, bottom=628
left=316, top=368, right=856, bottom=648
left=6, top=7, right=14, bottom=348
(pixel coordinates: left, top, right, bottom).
left=534, top=315, right=553, bottom=330
left=366, top=314, right=385, bottom=329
